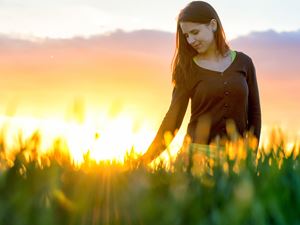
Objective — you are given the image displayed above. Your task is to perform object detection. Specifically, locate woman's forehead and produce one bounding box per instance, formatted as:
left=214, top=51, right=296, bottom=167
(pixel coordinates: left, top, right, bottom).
left=180, top=22, right=205, bottom=33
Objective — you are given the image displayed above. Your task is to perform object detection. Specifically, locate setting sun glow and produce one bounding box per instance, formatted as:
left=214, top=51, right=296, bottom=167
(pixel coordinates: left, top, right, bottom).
left=0, top=113, right=158, bottom=164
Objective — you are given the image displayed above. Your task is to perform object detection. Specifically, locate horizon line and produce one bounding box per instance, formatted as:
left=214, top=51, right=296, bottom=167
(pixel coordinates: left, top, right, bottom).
left=1, top=27, right=300, bottom=43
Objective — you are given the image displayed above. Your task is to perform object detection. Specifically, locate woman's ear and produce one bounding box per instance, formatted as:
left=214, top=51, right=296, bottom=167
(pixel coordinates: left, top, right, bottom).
left=209, top=19, right=218, bottom=32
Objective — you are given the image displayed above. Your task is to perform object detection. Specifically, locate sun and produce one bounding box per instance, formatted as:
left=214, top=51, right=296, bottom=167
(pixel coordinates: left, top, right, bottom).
left=67, top=114, right=154, bottom=163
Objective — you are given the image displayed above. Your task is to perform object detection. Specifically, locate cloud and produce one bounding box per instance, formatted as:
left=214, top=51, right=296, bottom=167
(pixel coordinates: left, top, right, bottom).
left=0, top=29, right=174, bottom=56
left=230, top=29, right=300, bottom=80
left=1, top=28, right=299, bottom=81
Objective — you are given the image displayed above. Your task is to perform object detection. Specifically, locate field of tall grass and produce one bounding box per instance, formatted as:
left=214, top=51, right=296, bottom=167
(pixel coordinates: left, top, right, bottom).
left=1, top=126, right=300, bottom=225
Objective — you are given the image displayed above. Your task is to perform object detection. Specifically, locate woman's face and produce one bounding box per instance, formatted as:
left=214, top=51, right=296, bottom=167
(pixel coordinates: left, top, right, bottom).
left=180, top=20, right=217, bottom=54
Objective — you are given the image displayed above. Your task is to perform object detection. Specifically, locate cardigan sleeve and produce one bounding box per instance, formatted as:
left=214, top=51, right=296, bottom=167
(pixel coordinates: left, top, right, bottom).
left=246, top=58, right=262, bottom=145
left=141, top=82, right=190, bottom=163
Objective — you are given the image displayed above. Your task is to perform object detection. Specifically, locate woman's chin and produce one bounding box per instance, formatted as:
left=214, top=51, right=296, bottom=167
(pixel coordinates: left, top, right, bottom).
left=196, top=49, right=207, bottom=54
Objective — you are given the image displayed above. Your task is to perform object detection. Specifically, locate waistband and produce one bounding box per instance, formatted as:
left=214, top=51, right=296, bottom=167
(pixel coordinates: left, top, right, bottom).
left=188, top=143, right=225, bottom=159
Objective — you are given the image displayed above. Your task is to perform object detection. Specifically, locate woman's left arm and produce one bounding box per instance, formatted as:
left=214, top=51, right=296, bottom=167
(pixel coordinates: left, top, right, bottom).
left=247, top=57, right=262, bottom=144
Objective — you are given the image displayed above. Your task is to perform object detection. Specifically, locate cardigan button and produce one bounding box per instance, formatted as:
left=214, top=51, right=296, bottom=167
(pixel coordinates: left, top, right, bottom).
left=223, top=81, right=228, bottom=85
left=224, top=103, right=229, bottom=107
left=224, top=91, right=229, bottom=95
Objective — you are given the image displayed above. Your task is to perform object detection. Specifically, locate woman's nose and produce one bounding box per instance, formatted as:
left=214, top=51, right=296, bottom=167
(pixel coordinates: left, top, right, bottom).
left=187, top=36, right=195, bottom=45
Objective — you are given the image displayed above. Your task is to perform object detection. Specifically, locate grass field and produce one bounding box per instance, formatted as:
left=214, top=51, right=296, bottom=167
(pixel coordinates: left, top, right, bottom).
left=0, top=127, right=300, bottom=225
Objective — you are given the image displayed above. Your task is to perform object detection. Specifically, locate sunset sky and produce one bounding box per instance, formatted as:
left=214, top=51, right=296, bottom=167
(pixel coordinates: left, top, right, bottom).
left=0, top=0, right=299, bottom=161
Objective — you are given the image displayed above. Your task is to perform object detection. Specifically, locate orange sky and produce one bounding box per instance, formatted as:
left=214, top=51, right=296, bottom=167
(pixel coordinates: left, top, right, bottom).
left=1, top=29, right=300, bottom=158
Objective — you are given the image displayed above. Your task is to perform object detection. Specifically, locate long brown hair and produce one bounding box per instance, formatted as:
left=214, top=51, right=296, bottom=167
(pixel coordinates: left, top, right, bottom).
left=171, top=1, right=230, bottom=89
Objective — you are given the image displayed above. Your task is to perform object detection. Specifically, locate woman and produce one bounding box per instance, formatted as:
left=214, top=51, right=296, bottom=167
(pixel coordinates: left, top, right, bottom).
left=141, top=1, right=261, bottom=164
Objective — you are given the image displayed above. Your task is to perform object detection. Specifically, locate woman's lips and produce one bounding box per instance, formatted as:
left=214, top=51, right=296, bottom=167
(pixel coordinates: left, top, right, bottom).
left=193, top=43, right=202, bottom=49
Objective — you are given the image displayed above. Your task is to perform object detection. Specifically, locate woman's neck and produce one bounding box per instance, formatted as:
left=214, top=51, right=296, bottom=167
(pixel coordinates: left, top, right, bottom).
left=196, top=44, right=230, bottom=62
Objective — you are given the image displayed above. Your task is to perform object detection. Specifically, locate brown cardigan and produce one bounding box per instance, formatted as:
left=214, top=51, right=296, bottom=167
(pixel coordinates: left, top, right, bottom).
left=144, top=51, right=261, bottom=161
